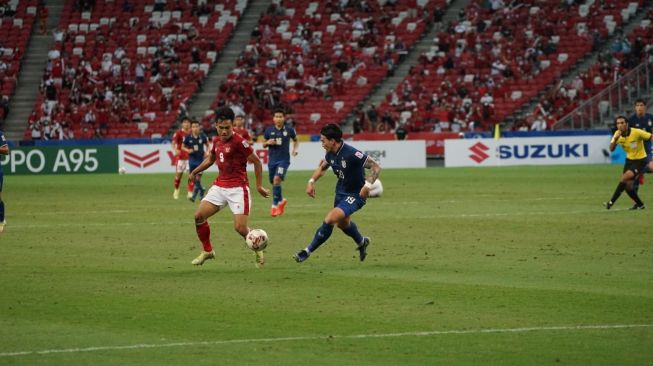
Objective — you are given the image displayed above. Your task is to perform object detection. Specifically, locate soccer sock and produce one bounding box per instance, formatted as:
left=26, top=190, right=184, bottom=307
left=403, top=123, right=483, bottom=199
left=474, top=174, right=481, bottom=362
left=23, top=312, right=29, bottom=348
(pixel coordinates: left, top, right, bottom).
left=341, top=221, right=363, bottom=245
left=633, top=177, right=641, bottom=194
left=193, top=181, right=203, bottom=200
left=0, top=200, right=4, bottom=222
left=188, top=180, right=194, bottom=193
left=174, top=176, right=181, bottom=189
left=307, top=222, right=334, bottom=253
left=195, top=221, right=213, bottom=252
left=272, top=185, right=281, bottom=206
left=625, top=188, right=644, bottom=206
left=609, top=182, right=626, bottom=204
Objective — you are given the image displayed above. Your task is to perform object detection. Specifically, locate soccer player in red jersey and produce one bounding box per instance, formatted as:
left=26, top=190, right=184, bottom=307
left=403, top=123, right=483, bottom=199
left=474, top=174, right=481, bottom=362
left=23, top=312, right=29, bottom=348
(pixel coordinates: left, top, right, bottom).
left=233, top=112, right=254, bottom=144
left=172, top=118, right=192, bottom=199
left=188, top=107, right=271, bottom=268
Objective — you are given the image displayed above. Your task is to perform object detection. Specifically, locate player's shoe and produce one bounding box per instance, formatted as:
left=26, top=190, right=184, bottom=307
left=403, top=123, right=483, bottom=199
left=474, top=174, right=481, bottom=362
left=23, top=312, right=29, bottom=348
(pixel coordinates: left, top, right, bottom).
left=357, top=237, right=370, bottom=262
left=173, top=189, right=180, bottom=200
left=277, top=198, right=288, bottom=216
left=254, top=250, right=265, bottom=268
left=270, top=206, right=279, bottom=217
left=191, top=250, right=215, bottom=265
left=0, top=220, right=5, bottom=233
left=293, top=249, right=310, bottom=262
left=629, top=203, right=646, bottom=210
left=187, top=191, right=193, bottom=199
left=603, top=201, right=613, bottom=210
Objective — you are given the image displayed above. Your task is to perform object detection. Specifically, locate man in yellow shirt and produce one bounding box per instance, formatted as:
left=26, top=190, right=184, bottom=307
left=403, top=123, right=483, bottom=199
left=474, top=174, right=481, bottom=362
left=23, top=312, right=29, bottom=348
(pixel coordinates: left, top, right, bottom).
left=604, top=115, right=653, bottom=210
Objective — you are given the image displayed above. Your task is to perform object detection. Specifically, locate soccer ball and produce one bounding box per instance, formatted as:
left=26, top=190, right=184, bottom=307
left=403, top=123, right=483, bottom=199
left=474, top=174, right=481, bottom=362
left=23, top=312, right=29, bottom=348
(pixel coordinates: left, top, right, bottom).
left=246, top=229, right=269, bottom=251
left=368, top=179, right=383, bottom=198
left=118, top=166, right=127, bottom=174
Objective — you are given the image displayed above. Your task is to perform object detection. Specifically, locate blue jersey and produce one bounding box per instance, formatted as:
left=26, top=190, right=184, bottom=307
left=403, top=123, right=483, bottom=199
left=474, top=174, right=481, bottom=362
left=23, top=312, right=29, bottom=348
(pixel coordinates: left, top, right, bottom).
left=183, top=133, right=209, bottom=165
left=0, top=130, right=6, bottom=174
left=325, top=143, right=368, bottom=195
left=264, top=124, right=296, bottom=164
left=629, top=113, right=653, bottom=157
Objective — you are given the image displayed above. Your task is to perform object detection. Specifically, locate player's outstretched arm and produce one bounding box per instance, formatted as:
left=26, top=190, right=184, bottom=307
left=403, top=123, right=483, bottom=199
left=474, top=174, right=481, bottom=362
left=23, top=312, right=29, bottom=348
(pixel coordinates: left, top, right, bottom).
left=609, top=130, right=621, bottom=152
left=306, top=160, right=329, bottom=198
left=248, top=152, right=271, bottom=198
left=189, top=151, right=216, bottom=181
left=360, top=157, right=381, bottom=199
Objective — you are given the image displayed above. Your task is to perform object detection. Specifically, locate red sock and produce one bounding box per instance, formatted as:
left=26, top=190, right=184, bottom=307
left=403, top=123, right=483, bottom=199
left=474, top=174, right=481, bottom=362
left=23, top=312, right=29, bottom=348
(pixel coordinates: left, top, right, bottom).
left=196, top=221, right=212, bottom=252
left=188, top=180, right=195, bottom=193
left=174, top=176, right=181, bottom=189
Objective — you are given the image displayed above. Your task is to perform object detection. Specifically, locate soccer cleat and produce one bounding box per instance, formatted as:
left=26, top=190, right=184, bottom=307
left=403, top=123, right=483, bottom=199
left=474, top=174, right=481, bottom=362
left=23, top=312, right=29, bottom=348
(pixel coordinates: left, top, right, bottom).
left=357, top=237, right=370, bottom=262
left=270, top=206, right=279, bottom=217
left=191, top=250, right=215, bottom=265
left=603, top=201, right=613, bottom=210
left=173, top=189, right=180, bottom=200
left=0, top=220, right=5, bottom=233
left=293, top=249, right=310, bottom=263
left=187, top=191, right=193, bottom=199
left=254, top=250, right=265, bottom=268
left=277, top=198, right=288, bottom=216
left=629, top=204, right=646, bottom=210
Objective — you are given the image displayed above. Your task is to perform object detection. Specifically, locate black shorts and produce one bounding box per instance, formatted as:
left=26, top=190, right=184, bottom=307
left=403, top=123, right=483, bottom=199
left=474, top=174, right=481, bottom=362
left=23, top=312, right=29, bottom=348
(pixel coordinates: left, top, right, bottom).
left=623, top=158, right=648, bottom=176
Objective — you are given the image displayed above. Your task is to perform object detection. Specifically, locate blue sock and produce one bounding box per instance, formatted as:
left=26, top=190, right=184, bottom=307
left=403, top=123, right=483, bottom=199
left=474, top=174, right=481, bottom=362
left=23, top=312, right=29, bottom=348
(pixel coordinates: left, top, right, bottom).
left=307, top=222, right=334, bottom=253
left=193, top=182, right=203, bottom=200
left=341, top=221, right=363, bottom=245
left=272, top=185, right=281, bottom=206
left=0, top=200, right=4, bottom=222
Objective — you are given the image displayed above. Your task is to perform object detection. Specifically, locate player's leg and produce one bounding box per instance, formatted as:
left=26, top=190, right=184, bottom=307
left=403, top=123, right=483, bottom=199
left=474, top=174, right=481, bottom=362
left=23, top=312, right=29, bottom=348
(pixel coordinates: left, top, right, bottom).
left=268, top=163, right=279, bottom=216
left=335, top=197, right=369, bottom=261
left=605, top=168, right=635, bottom=209
left=294, top=207, right=344, bottom=262
left=0, top=174, right=5, bottom=233
left=274, top=162, right=290, bottom=215
left=227, top=186, right=264, bottom=267
left=173, top=158, right=184, bottom=199
left=625, top=163, right=646, bottom=209
left=192, top=172, right=204, bottom=202
left=191, top=186, right=224, bottom=265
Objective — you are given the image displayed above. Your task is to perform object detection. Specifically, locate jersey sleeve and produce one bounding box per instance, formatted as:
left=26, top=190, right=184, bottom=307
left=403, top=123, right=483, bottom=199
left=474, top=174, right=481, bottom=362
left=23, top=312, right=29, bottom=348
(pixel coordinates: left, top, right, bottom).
left=239, top=137, right=254, bottom=156
left=638, top=129, right=652, bottom=141
left=263, top=127, right=271, bottom=140
left=0, top=132, right=6, bottom=146
left=182, top=135, right=191, bottom=148
left=289, top=127, right=297, bottom=139
left=352, top=148, right=368, bottom=168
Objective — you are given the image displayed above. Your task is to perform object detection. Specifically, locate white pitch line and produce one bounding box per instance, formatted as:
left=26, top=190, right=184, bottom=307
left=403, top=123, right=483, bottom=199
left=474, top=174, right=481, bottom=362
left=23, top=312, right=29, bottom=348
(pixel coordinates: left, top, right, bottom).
left=1, top=323, right=651, bottom=357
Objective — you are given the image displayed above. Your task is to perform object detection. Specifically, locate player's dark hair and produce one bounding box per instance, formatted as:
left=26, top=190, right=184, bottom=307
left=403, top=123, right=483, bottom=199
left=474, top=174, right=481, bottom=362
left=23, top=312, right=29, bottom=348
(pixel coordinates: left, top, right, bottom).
left=321, top=123, right=343, bottom=142
left=215, top=107, right=235, bottom=122
left=190, top=120, right=200, bottom=126
left=635, top=98, right=646, bottom=105
left=273, top=107, right=285, bottom=116
left=615, top=115, right=628, bottom=124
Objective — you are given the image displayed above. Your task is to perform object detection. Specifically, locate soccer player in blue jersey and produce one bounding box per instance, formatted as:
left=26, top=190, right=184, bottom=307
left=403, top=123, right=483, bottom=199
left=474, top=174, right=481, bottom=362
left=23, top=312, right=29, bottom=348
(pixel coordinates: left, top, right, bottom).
left=629, top=99, right=653, bottom=194
left=0, top=129, right=9, bottom=233
left=263, top=108, right=299, bottom=217
left=183, top=120, right=210, bottom=202
left=293, top=123, right=381, bottom=263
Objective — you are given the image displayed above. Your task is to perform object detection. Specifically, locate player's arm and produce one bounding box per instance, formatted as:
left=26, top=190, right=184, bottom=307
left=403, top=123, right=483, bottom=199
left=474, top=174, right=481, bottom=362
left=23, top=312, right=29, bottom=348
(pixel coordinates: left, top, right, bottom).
left=0, top=143, right=8, bottom=155
left=360, top=157, right=381, bottom=199
left=188, top=149, right=216, bottom=181
left=291, top=137, right=299, bottom=156
left=247, top=152, right=271, bottom=198
left=609, top=130, right=621, bottom=152
left=171, top=137, right=180, bottom=156
left=306, top=159, right=330, bottom=198
left=262, top=130, right=274, bottom=147
left=181, top=139, right=193, bottom=154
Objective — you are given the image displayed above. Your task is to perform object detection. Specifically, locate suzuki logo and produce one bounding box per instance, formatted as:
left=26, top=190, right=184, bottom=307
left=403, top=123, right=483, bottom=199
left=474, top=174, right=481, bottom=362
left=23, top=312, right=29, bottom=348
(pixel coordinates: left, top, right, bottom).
left=469, top=142, right=489, bottom=163
left=124, top=150, right=160, bottom=168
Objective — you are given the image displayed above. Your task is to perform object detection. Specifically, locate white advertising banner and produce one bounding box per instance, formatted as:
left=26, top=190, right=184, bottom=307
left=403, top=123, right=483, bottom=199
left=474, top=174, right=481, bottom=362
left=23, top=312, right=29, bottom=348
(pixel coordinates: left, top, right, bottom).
left=444, top=136, right=611, bottom=167
left=118, top=140, right=425, bottom=173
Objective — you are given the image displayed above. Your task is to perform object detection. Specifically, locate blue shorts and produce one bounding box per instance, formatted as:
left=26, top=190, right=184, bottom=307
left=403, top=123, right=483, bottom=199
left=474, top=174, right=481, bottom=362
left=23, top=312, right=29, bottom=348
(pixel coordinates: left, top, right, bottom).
left=333, top=193, right=366, bottom=217
left=268, top=161, right=290, bottom=184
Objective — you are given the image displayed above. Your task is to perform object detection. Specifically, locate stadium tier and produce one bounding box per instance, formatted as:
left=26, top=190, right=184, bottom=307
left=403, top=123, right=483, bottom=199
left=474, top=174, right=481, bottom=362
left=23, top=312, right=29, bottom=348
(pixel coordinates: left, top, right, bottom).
left=24, top=0, right=245, bottom=140
left=373, top=0, right=646, bottom=133
left=202, top=0, right=447, bottom=134
left=0, top=0, right=37, bottom=120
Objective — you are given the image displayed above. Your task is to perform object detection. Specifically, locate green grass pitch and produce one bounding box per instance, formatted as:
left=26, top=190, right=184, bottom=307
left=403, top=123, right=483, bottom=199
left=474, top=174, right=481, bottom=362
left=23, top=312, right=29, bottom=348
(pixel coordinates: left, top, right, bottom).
left=1, top=165, right=652, bottom=365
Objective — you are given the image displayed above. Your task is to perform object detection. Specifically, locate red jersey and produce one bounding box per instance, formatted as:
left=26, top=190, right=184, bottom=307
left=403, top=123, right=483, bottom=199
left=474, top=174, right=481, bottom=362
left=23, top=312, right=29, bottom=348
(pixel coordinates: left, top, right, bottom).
left=173, top=129, right=189, bottom=160
left=212, top=133, right=253, bottom=188
left=233, top=127, right=252, bottom=142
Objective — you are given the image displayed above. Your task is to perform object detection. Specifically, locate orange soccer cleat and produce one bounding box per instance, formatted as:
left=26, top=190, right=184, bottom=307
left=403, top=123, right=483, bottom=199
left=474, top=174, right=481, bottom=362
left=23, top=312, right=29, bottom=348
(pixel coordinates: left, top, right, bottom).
left=270, top=206, right=279, bottom=217
left=277, top=198, right=288, bottom=216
